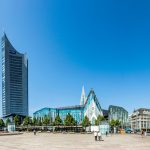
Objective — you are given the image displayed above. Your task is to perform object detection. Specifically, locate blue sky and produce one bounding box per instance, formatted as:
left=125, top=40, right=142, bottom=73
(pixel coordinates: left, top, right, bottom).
left=0, top=0, right=150, bottom=116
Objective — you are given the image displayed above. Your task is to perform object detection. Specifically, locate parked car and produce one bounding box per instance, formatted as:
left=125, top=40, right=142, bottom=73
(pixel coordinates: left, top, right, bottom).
left=125, top=128, right=133, bottom=133
left=145, top=131, right=150, bottom=136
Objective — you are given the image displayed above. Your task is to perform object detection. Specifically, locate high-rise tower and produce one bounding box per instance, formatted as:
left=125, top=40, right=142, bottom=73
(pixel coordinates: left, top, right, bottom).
left=1, top=33, right=28, bottom=119
left=80, top=86, right=86, bottom=105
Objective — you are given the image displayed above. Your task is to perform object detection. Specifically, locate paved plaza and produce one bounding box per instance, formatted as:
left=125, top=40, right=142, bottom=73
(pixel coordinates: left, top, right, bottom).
left=0, top=133, right=150, bottom=150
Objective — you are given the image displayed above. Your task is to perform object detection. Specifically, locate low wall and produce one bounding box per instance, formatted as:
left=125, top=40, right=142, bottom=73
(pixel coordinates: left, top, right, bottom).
left=0, top=132, right=23, bottom=136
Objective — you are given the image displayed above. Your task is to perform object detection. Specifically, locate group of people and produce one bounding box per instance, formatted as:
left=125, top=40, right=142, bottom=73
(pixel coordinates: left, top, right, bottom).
left=94, top=131, right=109, bottom=141
left=94, top=131, right=102, bottom=141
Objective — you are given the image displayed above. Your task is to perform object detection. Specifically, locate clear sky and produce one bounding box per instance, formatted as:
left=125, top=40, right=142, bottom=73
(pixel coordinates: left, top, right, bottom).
left=0, top=0, right=150, bottom=116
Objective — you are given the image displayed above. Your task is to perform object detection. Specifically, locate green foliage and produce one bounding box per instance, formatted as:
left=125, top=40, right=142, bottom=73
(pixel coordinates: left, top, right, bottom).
left=109, top=119, right=115, bottom=127
left=23, top=116, right=31, bottom=131
left=32, top=116, right=37, bottom=126
left=6, top=118, right=11, bottom=126
left=37, top=117, right=42, bottom=126
left=23, top=116, right=31, bottom=126
left=64, top=113, right=77, bottom=126
left=42, top=115, right=50, bottom=126
left=0, top=118, right=5, bottom=127
left=109, top=119, right=121, bottom=127
left=53, top=115, right=63, bottom=126
left=95, top=115, right=105, bottom=125
left=82, top=116, right=91, bottom=127
left=115, top=119, right=121, bottom=126
left=14, top=115, right=20, bottom=126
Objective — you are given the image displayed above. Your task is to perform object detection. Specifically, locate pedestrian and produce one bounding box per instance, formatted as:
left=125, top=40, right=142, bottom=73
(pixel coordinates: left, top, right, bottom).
left=94, top=131, right=98, bottom=141
left=34, top=129, right=36, bottom=135
left=98, top=131, right=102, bottom=141
left=141, top=130, right=144, bottom=138
left=106, top=131, right=108, bottom=136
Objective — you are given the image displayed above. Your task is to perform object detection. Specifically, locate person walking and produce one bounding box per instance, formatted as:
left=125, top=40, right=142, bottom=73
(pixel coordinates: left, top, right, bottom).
left=98, top=131, right=102, bottom=141
left=141, top=130, right=144, bottom=138
left=94, top=131, right=98, bottom=141
left=106, top=131, right=108, bottom=137
left=33, top=129, right=36, bottom=135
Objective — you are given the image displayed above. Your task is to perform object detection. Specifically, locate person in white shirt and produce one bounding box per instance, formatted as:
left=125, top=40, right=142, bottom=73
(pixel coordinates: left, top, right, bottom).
left=94, top=131, right=98, bottom=141
left=98, top=131, right=102, bottom=141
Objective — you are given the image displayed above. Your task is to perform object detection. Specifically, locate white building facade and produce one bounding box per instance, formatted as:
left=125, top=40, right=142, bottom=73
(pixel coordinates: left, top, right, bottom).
left=131, top=108, right=150, bottom=131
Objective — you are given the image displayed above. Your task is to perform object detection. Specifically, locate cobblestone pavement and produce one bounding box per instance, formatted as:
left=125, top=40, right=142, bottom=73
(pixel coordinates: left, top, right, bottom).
left=0, top=133, right=150, bottom=150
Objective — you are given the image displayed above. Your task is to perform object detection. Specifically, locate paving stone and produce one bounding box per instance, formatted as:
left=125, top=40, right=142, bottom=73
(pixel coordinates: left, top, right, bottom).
left=0, top=133, right=150, bottom=150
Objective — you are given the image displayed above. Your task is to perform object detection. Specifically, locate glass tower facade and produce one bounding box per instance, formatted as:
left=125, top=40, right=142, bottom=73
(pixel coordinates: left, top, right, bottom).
left=33, top=89, right=129, bottom=127
left=1, top=33, right=28, bottom=118
left=108, top=105, right=128, bottom=127
left=33, top=89, right=103, bottom=125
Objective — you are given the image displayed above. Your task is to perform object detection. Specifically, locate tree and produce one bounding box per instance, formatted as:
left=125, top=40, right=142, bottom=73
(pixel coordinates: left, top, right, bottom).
left=115, top=119, right=121, bottom=127
left=109, top=119, right=116, bottom=127
left=37, top=117, right=42, bottom=126
left=23, top=116, right=31, bottom=131
left=0, top=119, right=5, bottom=127
left=109, top=119, right=121, bottom=133
left=14, top=115, right=20, bottom=126
left=82, top=116, right=91, bottom=128
left=6, top=118, right=11, bottom=126
left=109, top=119, right=121, bottom=128
left=53, top=115, right=63, bottom=126
left=95, top=115, right=105, bottom=125
left=64, top=113, right=77, bottom=126
left=32, top=116, right=37, bottom=127
left=42, top=115, right=50, bottom=126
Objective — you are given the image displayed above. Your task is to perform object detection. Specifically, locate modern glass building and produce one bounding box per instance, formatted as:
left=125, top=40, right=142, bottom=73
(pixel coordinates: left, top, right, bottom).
left=34, top=107, right=84, bottom=125
left=58, top=105, right=84, bottom=124
left=34, top=87, right=129, bottom=127
left=34, top=88, right=103, bottom=125
left=108, top=105, right=128, bottom=127
left=1, top=33, right=28, bottom=120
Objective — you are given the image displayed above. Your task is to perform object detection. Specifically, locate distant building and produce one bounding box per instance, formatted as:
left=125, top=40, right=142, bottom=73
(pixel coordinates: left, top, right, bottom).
left=34, top=89, right=103, bottom=125
left=130, top=108, right=150, bottom=131
left=108, top=105, right=128, bottom=127
left=34, top=87, right=128, bottom=127
left=128, top=114, right=132, bottom=128
left=1, top=33, right=28, bottom=121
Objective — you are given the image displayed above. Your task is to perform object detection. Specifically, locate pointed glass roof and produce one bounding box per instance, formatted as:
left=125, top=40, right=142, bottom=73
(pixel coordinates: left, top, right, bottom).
left=2, top=33, right=20, bottom=54
left=84, top=89, right=102, bottom=112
